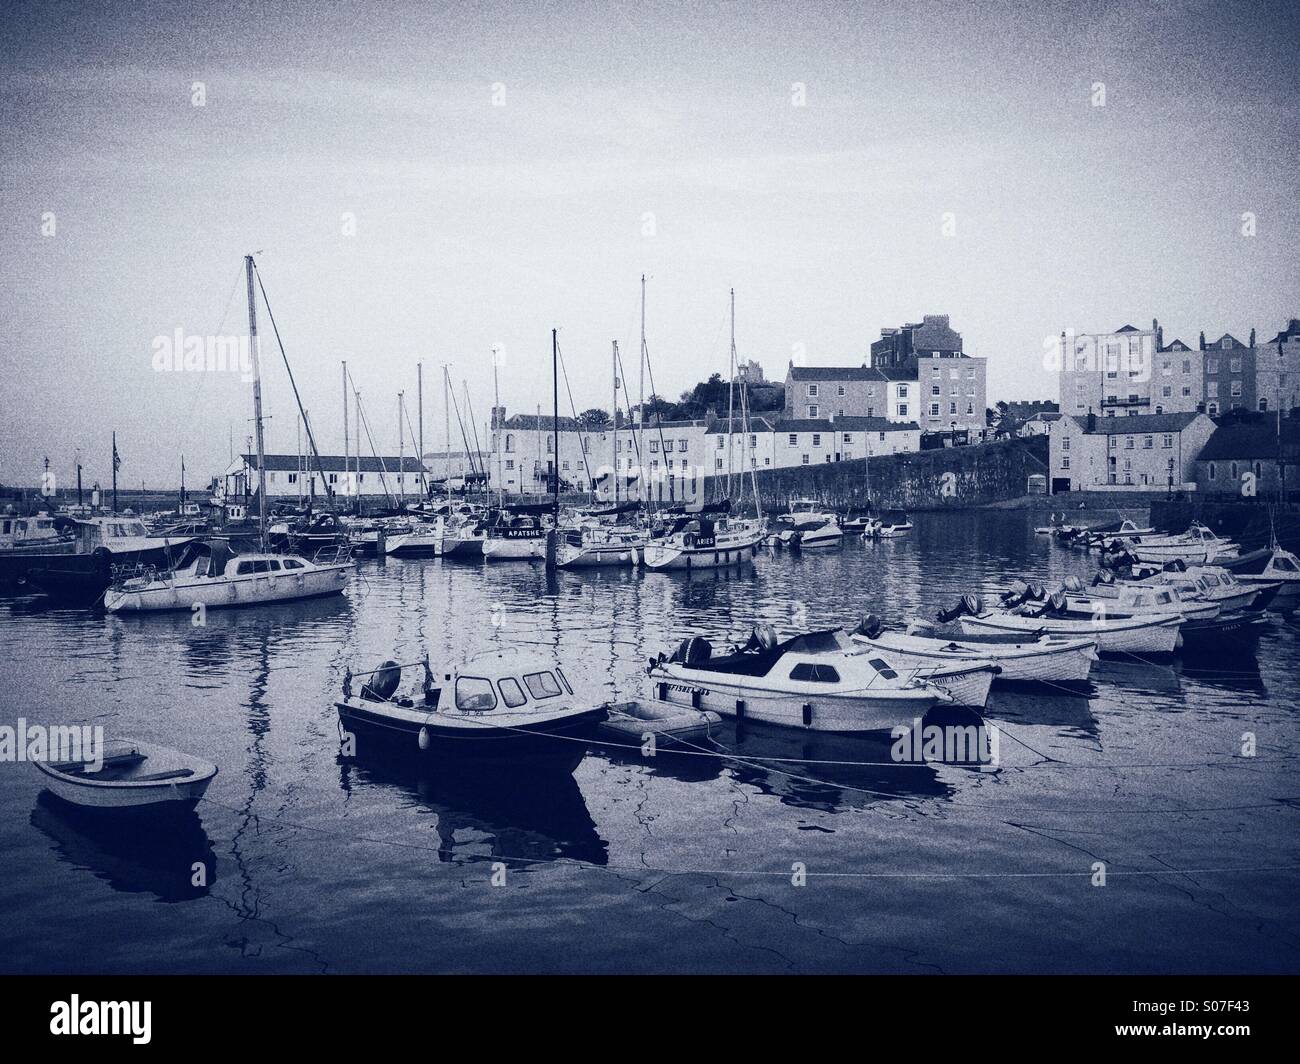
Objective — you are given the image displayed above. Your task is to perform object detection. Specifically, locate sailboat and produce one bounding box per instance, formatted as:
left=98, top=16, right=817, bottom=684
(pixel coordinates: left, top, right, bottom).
left=105, top=256, right=352, bottom=613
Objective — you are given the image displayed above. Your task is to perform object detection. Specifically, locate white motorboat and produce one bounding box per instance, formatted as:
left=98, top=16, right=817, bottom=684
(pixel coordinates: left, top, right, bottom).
left=104, top=541, right=350, bottom=613
left=335, top=649, right=606, bottom=772
left=1101, top=567, right=1263, bottom=614
left=793, top=517, right=844, bottom=550
left=643, top=515, right=763, bottom=571
left=852, top=618, right=1098, bottom=685
left=1124, top=522, right=1241, bottom=565
left=35, top=738, right=218, bottom=812
left=778, top=499, right=837, bottom=530
left=647, top=626, right=954, bottom=731
left=956, top=602, right=1183, bottom=655
left=596, top=701, right=722, bottom=747
left=381, top=520, right=441, bottom=557
left=17, top=516, right=198, bottom=599
left=1058, top=579, right=1221, bottom=622
left=1231, top=547, right=1300, bottom=611
left=866, top=512, right=913, bottom=538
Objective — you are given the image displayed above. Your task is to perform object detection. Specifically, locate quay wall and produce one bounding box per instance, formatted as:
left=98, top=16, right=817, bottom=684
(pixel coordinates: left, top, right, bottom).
left=702, top=436, right=1050, bottom=512
left=1149, top=498, right=1300, bottom=552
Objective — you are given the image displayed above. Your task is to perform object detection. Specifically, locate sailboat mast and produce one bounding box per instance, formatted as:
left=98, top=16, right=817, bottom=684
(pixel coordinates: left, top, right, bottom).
left=244, top=254, right=267, bottom=547
left=342, top=361, right=349, bottom=503
left=417, top=361, right=424, bottom=500
left=612, top=340, right=619, bottom=505
left=492, top=348, right=502, bottom=506
left=639, top=275, right=646, bottom=504
left=443, top=364, right=452, bottom=505
left=552, top=328, right=560, bottom=521
left=398, top=391, right=405, bottom=508
left=727, top=287, right=736, bottom=503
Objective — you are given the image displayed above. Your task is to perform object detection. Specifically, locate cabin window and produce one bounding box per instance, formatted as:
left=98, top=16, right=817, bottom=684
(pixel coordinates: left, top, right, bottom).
left=455, top=677, right=498, bottom=711
left=283, top=559, right=304, bottom=570
left=267, top=560, right=282, bottom=571
left=867, top=657, right=898, bottom=679
left=497, top=677, right=527, bottom=708
left=555, top=667, right=574, bottom=695
left=789, top=663, right=841, bottom=683
left=523, top=671, right=563, bottom=700
left=1274, top=556, right=1297, bottom=572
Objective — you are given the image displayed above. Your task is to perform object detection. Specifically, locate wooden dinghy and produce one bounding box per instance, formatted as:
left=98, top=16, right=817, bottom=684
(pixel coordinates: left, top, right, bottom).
left=34, top=739, right=218, bottom=812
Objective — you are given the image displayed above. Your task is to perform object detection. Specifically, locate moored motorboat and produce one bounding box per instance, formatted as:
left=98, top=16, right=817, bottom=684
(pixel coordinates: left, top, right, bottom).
left=1230, top=547, right=1300, bottom=611
left=794, top=517, right=843, bottom=550
left=481, top=509, right=550, bottom=561
left=19, top=516, right=196, bottom=601
left=852, top=616, right=1098, bottom=685
left=335, top=649, right=606, bottom=772
left=104, top=541, right=350, bottom=613
left=596, top=701, right=722, bottom=747
left=642, top=515, right=763, bottom=571
left=942, top=593, right=1183, bottom=655
left=646, top=625, right=952, bottom=731
left=34, top=738, right=218, bottom=813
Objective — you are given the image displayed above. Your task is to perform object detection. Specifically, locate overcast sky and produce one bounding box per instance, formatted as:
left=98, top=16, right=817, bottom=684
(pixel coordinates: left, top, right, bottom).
left=2, top=0, right=1297, bottom=488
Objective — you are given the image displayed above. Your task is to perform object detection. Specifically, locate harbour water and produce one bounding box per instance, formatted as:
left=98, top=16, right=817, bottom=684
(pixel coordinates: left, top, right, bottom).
left=2, top=509, right=1298, bottom=974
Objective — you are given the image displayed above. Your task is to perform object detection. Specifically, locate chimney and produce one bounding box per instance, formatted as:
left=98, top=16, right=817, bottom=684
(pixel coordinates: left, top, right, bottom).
left=1086, top=409, right=1096, bottom=433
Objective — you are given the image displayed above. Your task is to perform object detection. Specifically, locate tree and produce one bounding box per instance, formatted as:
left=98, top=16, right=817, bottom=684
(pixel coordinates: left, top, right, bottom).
left=578, top=408, right=610, bottom=429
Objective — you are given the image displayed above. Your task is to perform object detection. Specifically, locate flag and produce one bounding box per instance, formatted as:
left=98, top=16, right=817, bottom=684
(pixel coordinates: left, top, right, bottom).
left=112, top=436, right=121, bottom=472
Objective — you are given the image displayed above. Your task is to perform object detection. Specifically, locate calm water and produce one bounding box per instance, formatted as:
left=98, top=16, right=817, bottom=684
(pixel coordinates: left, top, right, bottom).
left=2, top=510, right=1298, bottom=974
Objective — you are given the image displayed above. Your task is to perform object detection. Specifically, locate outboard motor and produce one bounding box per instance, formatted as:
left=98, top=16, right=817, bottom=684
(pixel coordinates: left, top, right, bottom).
left=362, top=660, right=402, bottom=702
left=670, top=636, right=712, bottom=666
left=752, top=623, right=779, bottom=651
left=1092, top=570, right=1115, bottom=586
left=1164, top=558, right=1186, bottom=573
left=1062, top=575, right=1083, bottom=593
left=854, top=614, right=884, bottom=639
left=1000, top=579, right=1029, bottom=605
left=1046, top=590, right=1069, bottom=615
left=1027, top=583, right=1046, bottom=601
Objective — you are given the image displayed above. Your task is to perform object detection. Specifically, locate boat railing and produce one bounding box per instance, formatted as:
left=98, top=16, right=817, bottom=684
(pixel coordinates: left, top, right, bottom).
left=312, top=543, right=354, bottom=566
left=110, top=562, right=159, bottom=588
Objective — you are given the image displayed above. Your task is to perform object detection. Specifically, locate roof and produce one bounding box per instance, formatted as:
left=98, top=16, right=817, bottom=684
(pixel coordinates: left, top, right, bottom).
left=1115, top=324, right=1140, bottom=333
left=1026, top=411, right=1062, bottom=422
left=773, top=418, right=835, bottom=432
left=787, top=365, right=874, bottom=381
left=501, top=413, right=580, bottom=431
left=705, top=417, right=777, bottom=435
left=1068, top=412, right=1202, bottom=435
left=1197, top=420, right=1300, bottom=461
left=242, top=454, right=426, bottom=473
left=830, top=416, right=919, bottom=432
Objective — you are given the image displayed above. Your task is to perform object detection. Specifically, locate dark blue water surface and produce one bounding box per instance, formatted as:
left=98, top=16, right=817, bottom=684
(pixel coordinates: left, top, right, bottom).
left=1, top=510, right=1297, bottom=974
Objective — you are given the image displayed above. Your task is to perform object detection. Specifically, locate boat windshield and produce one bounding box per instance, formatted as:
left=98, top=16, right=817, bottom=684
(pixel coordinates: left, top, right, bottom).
left=1274, top=555, right=1298, bottom=572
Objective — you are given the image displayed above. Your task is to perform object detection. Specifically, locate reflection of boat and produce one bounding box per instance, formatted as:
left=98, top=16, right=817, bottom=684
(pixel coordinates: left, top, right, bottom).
left=716, top=717, right=956, bottom=813
left=985, top=686, right=1097, bottom=734
left=30, top=794, right=218, bottom=902
left=335, top=649, right=606, bottom=772
left=103, top=541, right=350, bottom=612
left=648, top=625, right=952, bottom=731
left=339, top=755, right=608, bottom=867
left=34, top=738, right=218, bottom=812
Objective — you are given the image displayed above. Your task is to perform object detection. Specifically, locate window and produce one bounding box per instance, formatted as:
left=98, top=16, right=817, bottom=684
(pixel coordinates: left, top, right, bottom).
left=554, top=668, right=574, bottom=695
left=1143, top=435, right=1153, bottom=449
left=505, top=459, right=514, bottom=470
left=1162, top=435, right=1173, bottom=448
left=898, top=385, right=909, bottom=398
left=1207, top=382, right=1218, bottom=398
left=867, top=657, right=898, bottom=680
left=801, top=454, right=809, bottom=465
left=523, top=671, right=563, bottom=700
left=678, top=438, right=688, bottom=451
left=1208, top=402, right=1219, bottom=415
left=949, top=401, right=957, bottom=415
left=1182, top=386, right=1191, bottom=397
left=836, top=385, right=845, bottom=396
left=1208, top=462, right=1216, bottom=480
left=842, top=433, right=853, bottom=443
left=1230, top=357, right=1242, bottom=372
left=1124, top=437, right=1134, bottom=449
left=505, top=434, right=514, bottom=452
left=455, top=677, right=497, bottom=711
left=283, top=558, right=304, bottom=570
left=1183, top=360, right=1191, bottom=373
left=898, top=404, right=908, bottom=417
left=1207, top=359, right=1219, bottom=374
left=1259, top=398, right=1268, bottom=411
left=807, top=384, right=819, bottom=397
left=650, top=440, right=659, bottom=453
left=789, top=663, right=841, bottom=683
left=1062, top=436, right=1070, bottom=450
left=749, top=434, right=756, bottom=448
left=715, top=458, right=723, bottom=470
left=788, top=434, right=798, bottom=445
left=807, top=404, right=819, bottom=417
left=1231, top=380, right=1242, bottom=397
left=1061, top=456, right=1070, bottom=469
left=715, top=436, right=724, bottom=450
left=931, top=384, right=940, bottom=396
left=1162, top=385, right=1171, bottom=397
left=498, top=677, right=527, bottom=708
left=812, top=434, right=821, bottom=446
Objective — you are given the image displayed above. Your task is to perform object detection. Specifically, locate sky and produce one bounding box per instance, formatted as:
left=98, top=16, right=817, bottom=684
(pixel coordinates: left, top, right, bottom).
left=2, top=0, right=1298, bottom=489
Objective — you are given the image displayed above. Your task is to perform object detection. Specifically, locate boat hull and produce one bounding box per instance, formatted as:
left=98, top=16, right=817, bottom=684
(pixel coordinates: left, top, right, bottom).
left=856, top=634, right=1097, bottom=685
left=104, top=563, right=350, bottom=612
left=648, top=670, right=941, bottom=732
left=643, top=538, right=760, bottom=571
left=555, top=543, right=641, bottom=568
left=482, top=535, right=547, bottom=561
left=959, top=612, right=1182, bottom=655
left=335, top=699, right=604, bottom=771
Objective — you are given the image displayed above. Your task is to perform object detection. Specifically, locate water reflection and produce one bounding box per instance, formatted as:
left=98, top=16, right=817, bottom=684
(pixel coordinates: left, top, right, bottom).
left=30, top=794, right=217, bottom=902
left=337, top=754, right=608, bottom=868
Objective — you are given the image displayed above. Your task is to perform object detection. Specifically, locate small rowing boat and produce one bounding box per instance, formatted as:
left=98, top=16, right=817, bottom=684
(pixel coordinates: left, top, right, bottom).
left=35, top=739, right=217, bottom=812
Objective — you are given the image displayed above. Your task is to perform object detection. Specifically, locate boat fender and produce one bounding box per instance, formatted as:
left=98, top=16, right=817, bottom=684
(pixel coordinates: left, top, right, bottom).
left=418, top=726, right=431, bottom=752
